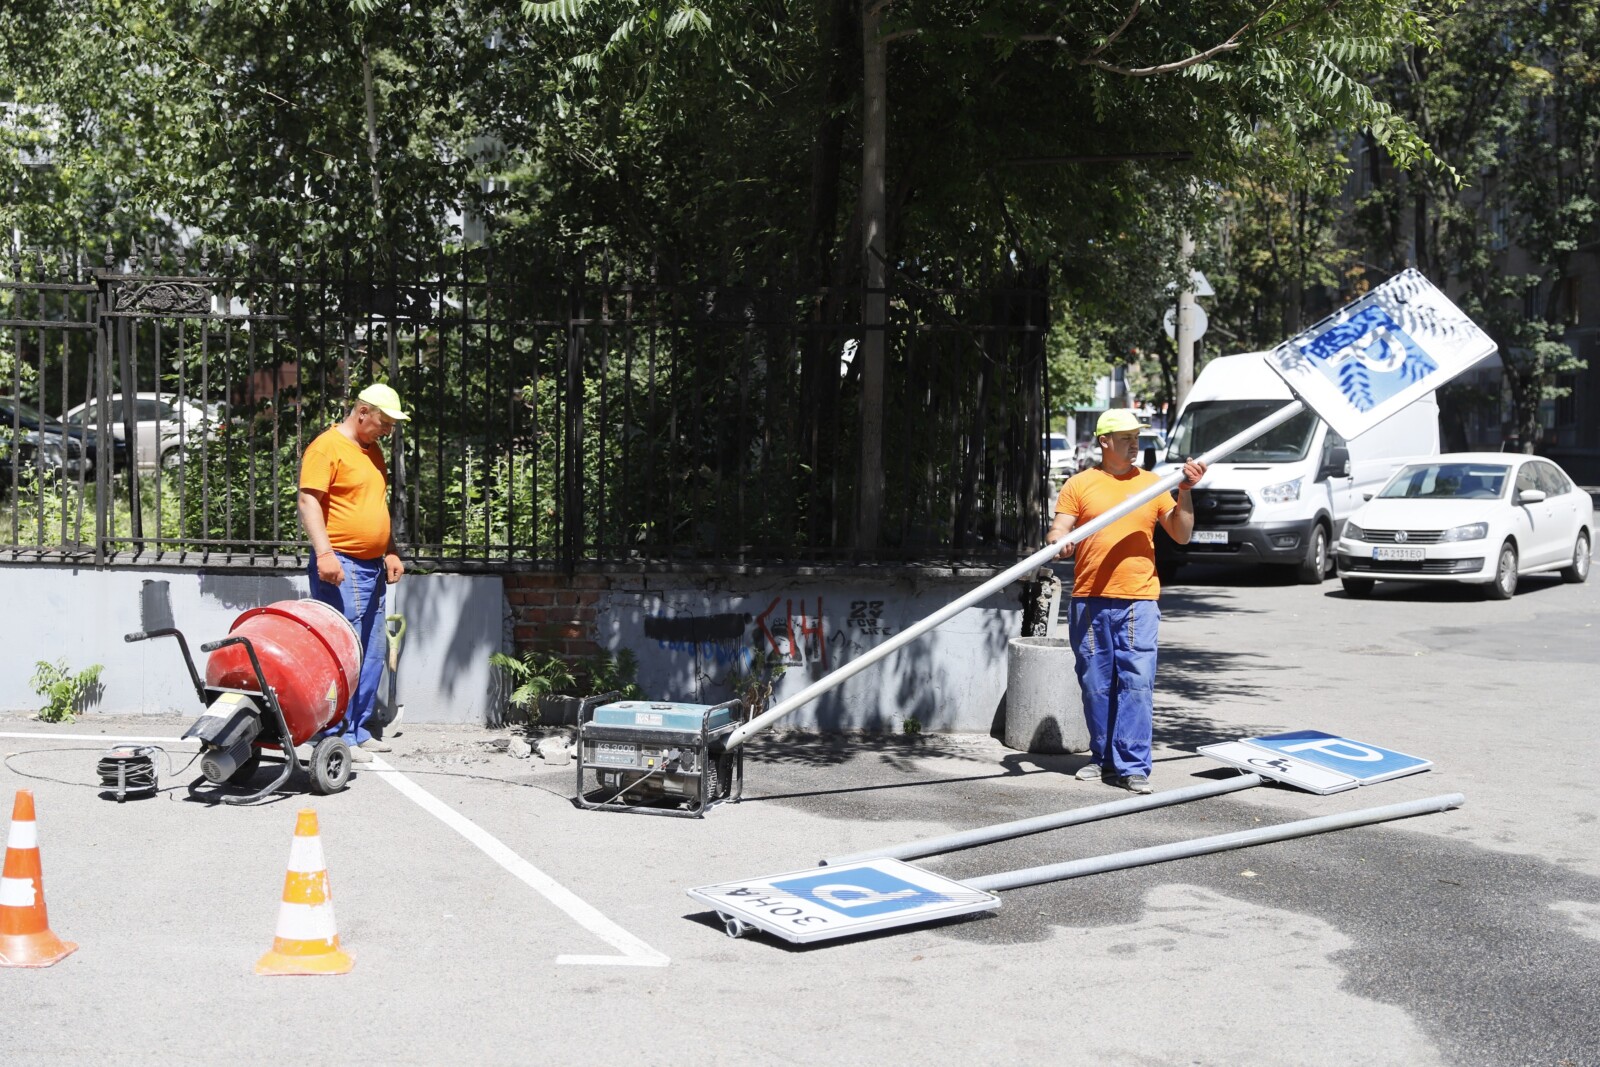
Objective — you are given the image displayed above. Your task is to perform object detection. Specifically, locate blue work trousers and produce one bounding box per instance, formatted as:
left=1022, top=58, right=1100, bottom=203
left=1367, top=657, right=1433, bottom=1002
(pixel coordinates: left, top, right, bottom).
left=307, top=552, right=387, bottom=746
left=1068, top=597, right=1160, bottom=778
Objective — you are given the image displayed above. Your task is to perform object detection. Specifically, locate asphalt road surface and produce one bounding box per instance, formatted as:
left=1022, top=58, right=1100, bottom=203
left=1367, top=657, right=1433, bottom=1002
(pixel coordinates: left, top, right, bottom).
left=1, top=563, right=1595, bottom=1066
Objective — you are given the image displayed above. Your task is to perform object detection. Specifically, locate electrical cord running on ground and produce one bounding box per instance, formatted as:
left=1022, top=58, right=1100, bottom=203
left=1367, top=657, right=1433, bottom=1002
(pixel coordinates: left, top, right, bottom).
left=3, top=745, right=201, bottom=795
left=3, top=744, right=600, bottom=806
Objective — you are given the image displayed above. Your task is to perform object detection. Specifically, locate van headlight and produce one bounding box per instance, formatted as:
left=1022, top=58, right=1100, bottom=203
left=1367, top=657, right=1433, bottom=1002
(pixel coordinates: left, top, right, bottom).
left=1260, top=477, right=1302, bottom=504
left=1439, top=522, right=1488, bottom=542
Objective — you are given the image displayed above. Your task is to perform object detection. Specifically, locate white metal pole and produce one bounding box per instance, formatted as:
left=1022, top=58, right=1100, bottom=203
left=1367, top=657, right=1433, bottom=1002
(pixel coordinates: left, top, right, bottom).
left=820, top=773, right=1265, bottom=866
left=722, top=399, right=1308, bottom=751
left=962, top=793, right=1465, bottom=893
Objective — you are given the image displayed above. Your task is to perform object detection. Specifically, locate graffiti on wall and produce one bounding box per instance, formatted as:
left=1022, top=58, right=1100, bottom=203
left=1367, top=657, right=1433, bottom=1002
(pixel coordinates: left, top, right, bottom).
left=643, top=596, right=900, bottom=677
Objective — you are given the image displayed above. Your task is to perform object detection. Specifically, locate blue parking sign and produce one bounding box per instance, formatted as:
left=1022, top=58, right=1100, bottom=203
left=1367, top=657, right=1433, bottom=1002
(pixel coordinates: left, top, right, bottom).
left=686, top=858, right=999, bottom=945
left=770, top=867, right=945, bottom=918
left=1243, top=731, right=1431, bottom=785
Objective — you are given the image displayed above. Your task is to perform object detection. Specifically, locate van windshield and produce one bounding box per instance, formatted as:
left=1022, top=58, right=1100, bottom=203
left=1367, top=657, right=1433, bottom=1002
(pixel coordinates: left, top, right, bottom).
left=1166, top=400, right=1316, bottom=463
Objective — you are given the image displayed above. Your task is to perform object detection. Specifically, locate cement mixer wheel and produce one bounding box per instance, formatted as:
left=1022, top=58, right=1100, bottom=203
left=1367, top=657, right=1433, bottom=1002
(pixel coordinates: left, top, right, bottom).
left=310, top=736, right=353, bottom=794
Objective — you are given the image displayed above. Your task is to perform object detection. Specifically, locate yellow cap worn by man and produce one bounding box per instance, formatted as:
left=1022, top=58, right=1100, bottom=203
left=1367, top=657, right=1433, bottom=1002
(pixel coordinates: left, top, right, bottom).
left=1045, top=408, right=1207, bottom=796
left=296, top=383, right=410, bottom=760
left=1093, top=409, right=1149, bottom=436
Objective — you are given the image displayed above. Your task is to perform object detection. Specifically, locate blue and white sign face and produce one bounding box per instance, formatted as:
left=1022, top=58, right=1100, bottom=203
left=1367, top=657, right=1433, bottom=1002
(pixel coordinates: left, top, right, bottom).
left=686, top=858, right=999, bottom=945
left=1198, top=740, right=1361, bottom=795
left=1202, top=731, right=1432, bottom=794
left=1243, top=731, right=1432, bottom=784
left=1268, top=268, right=1496, bottom=441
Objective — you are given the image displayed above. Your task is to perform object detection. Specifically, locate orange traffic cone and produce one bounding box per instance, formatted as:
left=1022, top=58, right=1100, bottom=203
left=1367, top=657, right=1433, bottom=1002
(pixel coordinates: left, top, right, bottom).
left=0, top=789, right=78, bottom=968
left=255, top=808, right=353, bottom=975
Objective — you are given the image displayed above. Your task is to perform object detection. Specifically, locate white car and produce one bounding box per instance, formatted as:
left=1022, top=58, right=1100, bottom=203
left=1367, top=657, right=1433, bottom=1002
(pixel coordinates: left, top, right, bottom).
left=1335, top=452, right=1593, bottom=599
left=63, top=393, right=215, bottom=470
left=1043, top=433, right=1074, bottom=477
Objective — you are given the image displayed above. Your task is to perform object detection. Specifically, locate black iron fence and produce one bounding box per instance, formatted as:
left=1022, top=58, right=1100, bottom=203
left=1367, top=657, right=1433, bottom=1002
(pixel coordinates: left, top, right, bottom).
left=1, top=242, right=1049, bottom=570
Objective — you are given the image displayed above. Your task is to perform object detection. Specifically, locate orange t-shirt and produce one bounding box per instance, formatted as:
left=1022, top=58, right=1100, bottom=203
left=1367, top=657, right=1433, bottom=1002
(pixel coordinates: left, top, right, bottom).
left=299, top=426, right=391, bottom=559
left=1055, top=467, right=1175, bottom=600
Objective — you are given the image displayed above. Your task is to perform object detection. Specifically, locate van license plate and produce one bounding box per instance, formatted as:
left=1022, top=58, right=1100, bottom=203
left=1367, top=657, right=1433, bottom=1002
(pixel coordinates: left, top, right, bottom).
left=1191, top=530, right=1228, bottom=545
left=1374, top=547, right=1424, bottom=562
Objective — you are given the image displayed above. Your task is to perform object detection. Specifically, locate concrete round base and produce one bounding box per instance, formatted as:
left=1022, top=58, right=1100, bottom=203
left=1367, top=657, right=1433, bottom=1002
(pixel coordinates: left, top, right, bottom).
left=1003, top=637, right=1089, bottom=754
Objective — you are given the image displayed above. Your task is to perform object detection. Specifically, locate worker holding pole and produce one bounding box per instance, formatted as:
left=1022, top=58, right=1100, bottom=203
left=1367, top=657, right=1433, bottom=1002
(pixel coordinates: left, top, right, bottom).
left=1047, top=409, right=1207, bottom=794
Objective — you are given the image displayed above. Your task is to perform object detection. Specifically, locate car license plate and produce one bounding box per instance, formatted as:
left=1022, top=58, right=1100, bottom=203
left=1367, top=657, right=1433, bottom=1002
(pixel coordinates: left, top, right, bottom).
left=1374, top=547, right=1424, bottom=562
left=1191, top=530, right=1228, bottom=545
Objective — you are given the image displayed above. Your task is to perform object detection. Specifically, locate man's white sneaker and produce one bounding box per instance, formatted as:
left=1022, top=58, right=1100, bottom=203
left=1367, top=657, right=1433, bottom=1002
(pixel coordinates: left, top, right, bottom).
left=349, top=745, right=374, bottom=763
left=360, top=739, right=392, bottom=752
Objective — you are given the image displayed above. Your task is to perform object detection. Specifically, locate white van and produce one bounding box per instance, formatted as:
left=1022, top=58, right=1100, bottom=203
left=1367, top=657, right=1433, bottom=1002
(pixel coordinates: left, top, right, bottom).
left=1154, top=351, right=1440, bottom=583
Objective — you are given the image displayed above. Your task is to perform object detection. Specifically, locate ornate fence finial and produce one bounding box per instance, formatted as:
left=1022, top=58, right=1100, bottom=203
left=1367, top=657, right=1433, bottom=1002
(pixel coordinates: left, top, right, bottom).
left=128, top=240, right=142, bottom=274
left=198, top=242, right=210, bottom=271
left=175, top=242, right=188, bottom=270
left=104, top=238, right=115, bottom=270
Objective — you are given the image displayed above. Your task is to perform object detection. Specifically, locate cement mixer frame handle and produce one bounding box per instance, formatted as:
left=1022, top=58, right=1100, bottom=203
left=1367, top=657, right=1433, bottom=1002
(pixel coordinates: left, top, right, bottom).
left=124, top=627, right=207, bottom=707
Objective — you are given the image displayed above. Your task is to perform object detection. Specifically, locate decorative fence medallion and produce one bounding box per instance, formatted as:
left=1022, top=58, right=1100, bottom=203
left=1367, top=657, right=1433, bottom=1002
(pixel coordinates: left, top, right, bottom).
left=112, top=281, right=212, bottom=315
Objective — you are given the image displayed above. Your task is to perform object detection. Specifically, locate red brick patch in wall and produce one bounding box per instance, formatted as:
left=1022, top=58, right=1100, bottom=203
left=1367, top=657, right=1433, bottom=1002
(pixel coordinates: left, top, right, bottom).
left=504, top=572, right=604, bottom=662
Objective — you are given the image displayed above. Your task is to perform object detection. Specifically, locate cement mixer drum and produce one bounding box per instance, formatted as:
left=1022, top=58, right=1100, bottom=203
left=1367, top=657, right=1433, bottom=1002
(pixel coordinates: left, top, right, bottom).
left=204, top=598, right=362, bottom=747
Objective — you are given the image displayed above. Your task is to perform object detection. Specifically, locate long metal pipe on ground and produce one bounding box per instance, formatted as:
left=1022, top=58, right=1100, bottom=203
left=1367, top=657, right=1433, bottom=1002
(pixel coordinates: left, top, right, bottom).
left=722, top=399, right=1308, bottom=751
left=962, top=792, right=1466, bottom=893
left=820, top=773, right=1266, bottom=867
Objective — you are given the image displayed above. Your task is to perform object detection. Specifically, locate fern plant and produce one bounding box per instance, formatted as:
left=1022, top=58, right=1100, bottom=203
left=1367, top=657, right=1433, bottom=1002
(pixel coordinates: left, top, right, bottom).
left=489, top=651, right=578, bottom=718
left=31, top=659, right=104, bottom=723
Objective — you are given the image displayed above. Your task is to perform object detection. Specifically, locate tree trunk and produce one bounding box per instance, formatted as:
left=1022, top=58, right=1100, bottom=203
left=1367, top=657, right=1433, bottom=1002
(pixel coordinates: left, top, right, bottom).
left=857, top=0, right=887, bottom=552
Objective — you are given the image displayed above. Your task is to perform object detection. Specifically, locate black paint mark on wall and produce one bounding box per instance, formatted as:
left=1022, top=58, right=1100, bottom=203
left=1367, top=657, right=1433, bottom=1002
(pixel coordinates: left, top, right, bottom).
left=198, top=572, right=300, bottom=610
left=643, top=613, right=750, bottom=643
left=140, top=579, right=174, bottom=632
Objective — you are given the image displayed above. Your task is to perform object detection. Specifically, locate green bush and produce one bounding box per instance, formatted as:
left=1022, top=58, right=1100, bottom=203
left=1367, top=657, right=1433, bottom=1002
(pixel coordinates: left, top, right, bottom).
left=30, top=659, right=104, bottom=723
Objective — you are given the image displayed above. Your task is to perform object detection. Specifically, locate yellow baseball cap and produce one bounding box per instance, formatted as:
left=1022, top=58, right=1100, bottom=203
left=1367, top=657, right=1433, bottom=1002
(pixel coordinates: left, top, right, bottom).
left=357, top=382, right=409, bottom=422
left=1095, top=409, right=1149, bottom=436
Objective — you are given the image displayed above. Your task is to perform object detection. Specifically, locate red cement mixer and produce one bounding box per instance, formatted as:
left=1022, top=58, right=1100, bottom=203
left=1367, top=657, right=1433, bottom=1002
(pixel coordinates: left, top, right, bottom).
left=127, top=599, right=362, bottom=804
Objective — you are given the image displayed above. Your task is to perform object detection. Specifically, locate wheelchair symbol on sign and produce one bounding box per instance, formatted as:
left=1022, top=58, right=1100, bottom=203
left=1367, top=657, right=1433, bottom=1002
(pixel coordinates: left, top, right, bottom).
left=1248, top=757, right=1296, bottom=773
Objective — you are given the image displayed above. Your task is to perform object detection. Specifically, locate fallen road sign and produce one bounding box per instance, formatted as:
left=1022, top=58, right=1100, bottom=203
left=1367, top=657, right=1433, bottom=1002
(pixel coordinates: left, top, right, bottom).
left=686, top=858, right=999, bottom=944
left=1201, top=730, right=1432, bottom=794
left=1197, top=741, right=1361, bottom=795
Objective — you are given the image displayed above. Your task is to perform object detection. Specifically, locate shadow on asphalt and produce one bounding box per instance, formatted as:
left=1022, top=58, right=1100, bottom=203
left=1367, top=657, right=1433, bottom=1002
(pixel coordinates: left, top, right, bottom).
left=1319, top=574, right=1570, bottom=602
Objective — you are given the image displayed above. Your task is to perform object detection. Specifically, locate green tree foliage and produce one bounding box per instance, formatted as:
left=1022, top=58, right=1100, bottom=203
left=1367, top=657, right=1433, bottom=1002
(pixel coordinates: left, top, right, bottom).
left=1349, top=1, right=1595, bottom=450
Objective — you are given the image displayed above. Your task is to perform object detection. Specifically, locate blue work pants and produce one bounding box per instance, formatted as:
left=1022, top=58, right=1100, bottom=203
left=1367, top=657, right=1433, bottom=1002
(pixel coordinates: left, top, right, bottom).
left=1068, top=597, right=1160, bottom=778
left=307, top=553, right=387, bottom=746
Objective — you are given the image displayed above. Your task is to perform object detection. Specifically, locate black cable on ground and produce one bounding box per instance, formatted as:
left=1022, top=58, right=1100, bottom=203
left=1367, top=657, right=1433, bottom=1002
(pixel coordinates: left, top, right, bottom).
left=2, top=744, right=583, bottom=804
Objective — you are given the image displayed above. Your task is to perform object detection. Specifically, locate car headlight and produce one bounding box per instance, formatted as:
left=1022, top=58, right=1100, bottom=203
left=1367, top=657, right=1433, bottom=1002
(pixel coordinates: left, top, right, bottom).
left=1439, top=522, right=1488, bottom=542
left=1260, top=477, right=1302, bottom=504
left=1343, top=521, right=1367, bottom=541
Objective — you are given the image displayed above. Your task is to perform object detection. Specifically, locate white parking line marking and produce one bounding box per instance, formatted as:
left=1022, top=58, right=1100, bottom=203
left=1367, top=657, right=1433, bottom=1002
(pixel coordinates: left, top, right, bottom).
left=0, top=732, right=669, bottom=968
left=0, top=731, right=200, bottom=744
left=365, top=756, right=669, bottom=967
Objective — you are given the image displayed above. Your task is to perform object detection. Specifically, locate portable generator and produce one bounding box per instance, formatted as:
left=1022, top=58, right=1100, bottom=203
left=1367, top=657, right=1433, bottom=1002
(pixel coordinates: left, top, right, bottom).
left=126, top=599, right=362, bottom=804
left=575, top=698, right=746, bottom=818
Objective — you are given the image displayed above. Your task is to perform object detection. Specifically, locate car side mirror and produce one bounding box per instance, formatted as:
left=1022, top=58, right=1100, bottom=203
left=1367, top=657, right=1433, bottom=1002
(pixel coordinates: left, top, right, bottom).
left=1517, top=488, right=1546, bottom=505
left=1142, top=445, right=1157, bottom=470
left=1318, top=445, right=1351, bottom=482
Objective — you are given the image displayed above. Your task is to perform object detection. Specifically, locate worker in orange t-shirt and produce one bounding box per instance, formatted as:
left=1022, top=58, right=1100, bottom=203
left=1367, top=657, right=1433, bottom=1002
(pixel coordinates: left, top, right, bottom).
left=297, top=383, right=409, bottom=762
left=1045, top=409, right=1207, bottom=794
